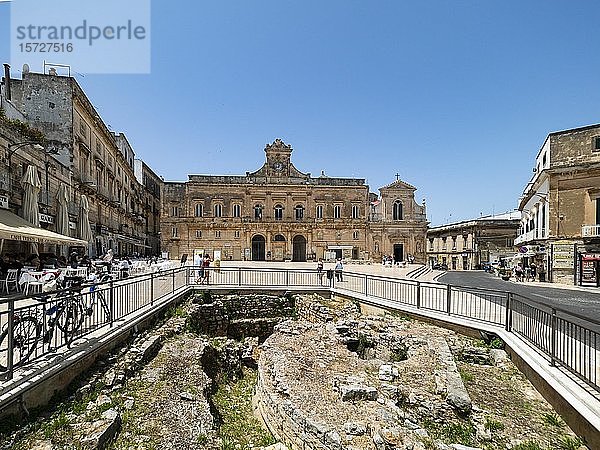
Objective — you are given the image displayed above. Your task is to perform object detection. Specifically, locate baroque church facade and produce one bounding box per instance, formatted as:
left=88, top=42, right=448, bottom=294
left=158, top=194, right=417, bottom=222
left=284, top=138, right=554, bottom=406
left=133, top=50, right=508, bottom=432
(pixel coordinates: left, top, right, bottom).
left=161, top=139, right=428, bottom=262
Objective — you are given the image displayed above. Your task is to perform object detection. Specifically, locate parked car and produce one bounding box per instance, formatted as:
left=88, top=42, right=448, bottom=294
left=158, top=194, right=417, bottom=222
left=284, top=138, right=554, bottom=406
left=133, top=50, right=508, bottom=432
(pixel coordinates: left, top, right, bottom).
left=432, top=263, right=448, bottom=271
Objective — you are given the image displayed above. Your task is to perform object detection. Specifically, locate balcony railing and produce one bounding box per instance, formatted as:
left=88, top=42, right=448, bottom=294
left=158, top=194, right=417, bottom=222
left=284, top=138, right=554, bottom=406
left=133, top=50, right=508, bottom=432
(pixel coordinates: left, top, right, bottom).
left=582, top=225, right=600, bottom=238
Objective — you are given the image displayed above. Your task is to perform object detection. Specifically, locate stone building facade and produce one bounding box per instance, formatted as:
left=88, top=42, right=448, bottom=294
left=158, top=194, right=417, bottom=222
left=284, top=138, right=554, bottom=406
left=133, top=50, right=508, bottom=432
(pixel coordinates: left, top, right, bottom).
left=0, top=117, right=76, bottom=255
left=3, top=66, right=159, bottom=256
left=427, top=212, right=521, bottom=270
left=515, top=123, right=600, bottom=285
left=161, top=139, right=428, bottom=262
left=134, top=159, right=162, bottom=256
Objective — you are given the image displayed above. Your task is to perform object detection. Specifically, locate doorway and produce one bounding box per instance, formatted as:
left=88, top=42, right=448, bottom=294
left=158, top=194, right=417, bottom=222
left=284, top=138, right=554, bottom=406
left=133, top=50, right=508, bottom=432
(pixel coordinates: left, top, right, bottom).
left=292, top=235, right=307, bottom=262
left=393, top=244, right=404, bottom=262
left=251, top=235, right=265, bottom=261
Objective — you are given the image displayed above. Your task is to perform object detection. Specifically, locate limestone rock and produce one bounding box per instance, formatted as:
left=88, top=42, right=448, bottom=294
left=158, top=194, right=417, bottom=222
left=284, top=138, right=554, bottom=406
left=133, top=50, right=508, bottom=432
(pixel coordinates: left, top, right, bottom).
left=339, top=382, right=378, bottom=402
left=379, top=364, right=395, bottom=382
left=29, top=441, right=53, bottom=450
left=344, top=421, right=367, bottom=435
left=80, top=408, right=121, bottom=450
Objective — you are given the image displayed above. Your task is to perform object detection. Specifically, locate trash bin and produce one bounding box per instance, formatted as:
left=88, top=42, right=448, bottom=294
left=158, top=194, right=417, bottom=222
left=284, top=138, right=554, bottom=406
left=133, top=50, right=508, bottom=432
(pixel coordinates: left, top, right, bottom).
left=326, top=269, right=334, bottom=280
left=539, top=273, right=546, bottom=282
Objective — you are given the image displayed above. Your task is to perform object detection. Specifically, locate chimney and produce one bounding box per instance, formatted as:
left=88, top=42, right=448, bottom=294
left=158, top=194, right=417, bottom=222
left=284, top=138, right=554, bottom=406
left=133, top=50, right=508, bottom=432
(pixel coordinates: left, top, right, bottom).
left=2, top=63, right=11, bottom=101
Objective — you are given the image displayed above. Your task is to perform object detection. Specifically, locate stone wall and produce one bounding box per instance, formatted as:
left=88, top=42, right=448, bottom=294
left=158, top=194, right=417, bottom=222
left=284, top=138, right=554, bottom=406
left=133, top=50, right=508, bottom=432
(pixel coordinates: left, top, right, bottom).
left=188, top=293, right=296, bottom=340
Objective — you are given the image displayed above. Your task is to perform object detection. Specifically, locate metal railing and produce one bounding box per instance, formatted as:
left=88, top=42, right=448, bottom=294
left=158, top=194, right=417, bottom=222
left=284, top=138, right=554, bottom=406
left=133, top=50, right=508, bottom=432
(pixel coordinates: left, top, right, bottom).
left=1, top=266, right=598, bottom=394
left=582, top=225, right=600, bottom=238
left=0, top=267, right=186, bottom=381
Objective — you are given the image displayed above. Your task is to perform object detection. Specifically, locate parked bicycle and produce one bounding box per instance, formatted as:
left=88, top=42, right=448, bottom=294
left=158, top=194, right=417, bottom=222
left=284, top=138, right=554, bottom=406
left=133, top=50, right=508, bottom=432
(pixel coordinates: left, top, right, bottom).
left=0, top=290, right=83, bottom=371
left=0, top=271, right=115, bottom=371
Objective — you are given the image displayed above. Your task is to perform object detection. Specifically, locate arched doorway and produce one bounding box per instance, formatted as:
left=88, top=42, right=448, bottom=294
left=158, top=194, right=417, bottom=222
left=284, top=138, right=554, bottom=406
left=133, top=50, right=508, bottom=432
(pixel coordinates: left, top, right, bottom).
left=292, top=235, right=307, bottom=262
left=272, top=234, right=286, bottom=261
left=251, top=235, right=266, bottom=261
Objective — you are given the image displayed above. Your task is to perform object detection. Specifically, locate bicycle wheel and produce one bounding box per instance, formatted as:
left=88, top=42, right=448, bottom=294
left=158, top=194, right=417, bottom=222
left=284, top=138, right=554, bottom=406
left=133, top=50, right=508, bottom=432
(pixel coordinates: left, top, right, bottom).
left=0, top=316, right=41, bottom=371
left=55, top=297, right=84, bottom=336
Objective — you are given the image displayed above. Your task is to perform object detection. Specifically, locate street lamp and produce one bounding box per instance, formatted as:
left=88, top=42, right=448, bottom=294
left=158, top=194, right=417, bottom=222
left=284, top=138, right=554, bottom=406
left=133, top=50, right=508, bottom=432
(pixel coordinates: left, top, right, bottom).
left=6, top=141, right=44, bottom=190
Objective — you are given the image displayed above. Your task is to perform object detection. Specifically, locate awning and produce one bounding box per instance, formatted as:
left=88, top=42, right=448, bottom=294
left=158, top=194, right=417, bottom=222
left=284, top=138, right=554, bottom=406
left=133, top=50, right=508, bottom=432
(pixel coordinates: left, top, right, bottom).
left=0, top=209, right=88, bottom=246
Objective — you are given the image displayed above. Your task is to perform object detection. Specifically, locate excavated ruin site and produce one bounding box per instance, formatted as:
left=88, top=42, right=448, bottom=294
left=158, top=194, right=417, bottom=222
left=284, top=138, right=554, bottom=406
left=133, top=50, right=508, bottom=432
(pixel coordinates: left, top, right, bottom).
left=0, top=292, right=587, bottom=450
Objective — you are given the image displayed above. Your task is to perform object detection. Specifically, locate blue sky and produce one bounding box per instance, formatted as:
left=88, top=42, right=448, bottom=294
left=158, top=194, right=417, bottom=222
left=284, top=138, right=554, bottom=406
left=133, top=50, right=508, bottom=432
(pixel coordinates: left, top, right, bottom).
left=1, top=1, right=599, bottom=225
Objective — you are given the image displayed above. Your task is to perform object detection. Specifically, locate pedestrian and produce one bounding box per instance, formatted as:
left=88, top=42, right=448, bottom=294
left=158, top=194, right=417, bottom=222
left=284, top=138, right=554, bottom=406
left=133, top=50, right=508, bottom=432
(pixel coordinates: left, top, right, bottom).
left=102, top=249, right=114, bottom=273
left=529, top=262, right=537, bottom=282
left=538, top=264, right=546, bottom=282
left=515, top=264, right=523, bottom=282
left=317, top=258, right=324, bottom=284
left=201, top=254, right=211, bottom=284
left=194, top=252, right=202, bottom=283
left=334, top=258, right=343, bottom=282
left=120, top=257, right=131, bottom=279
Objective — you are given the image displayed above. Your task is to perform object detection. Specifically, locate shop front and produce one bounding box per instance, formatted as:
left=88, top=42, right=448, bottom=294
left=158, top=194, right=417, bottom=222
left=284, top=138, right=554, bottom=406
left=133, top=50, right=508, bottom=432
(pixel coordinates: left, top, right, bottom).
left=578, top=253, right=600, bottom=287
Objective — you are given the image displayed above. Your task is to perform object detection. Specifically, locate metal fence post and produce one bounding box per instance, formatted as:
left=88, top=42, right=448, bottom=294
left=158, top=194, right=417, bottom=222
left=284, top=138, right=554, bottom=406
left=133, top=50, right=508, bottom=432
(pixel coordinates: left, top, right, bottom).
left=238, top=267, right=242, bottom=286
left=150, top=272, right=154, bottom=306
left=185, top=267, right=190, bottom=286
left=505, top=293, right=513, bottom=332
left=172, top=269, right=175, bottom=293
left=109, top=280, right=114, bottom=328
left=286, top=270, right=289, bottom=287
left=446, top=284, right=452, bottom=315
left=416, top=281, right=421, bottom=309
left=6, top=299, right=15, bottom=380
left=364, top=274, right=368, bottom=296
left=551, top=308, right=557, bottom=367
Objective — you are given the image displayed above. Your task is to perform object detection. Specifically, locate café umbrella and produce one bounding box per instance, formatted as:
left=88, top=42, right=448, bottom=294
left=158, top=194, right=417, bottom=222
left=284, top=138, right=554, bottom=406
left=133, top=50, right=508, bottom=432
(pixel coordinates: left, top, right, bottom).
left=21, top=165, right=42, bottom=254
left=55, top=183, right=70, bottom=256
left=77, top=194, right=93, bottom=245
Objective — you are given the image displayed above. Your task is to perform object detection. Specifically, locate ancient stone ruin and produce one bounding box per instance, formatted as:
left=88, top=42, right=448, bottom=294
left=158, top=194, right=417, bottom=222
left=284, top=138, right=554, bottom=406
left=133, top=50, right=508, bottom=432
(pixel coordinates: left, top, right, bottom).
left=256, top=303, right=482, bottom=450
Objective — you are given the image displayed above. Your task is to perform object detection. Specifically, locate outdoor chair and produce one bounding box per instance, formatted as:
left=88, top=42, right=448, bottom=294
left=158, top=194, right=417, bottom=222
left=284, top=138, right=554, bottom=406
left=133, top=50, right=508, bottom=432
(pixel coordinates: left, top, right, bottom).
left=4, top=269, right=19, bottom=293
left=25, top=279, right=43, bottom=295
left=110, top=268, right=121, bottom=280
left=75, top=268, right=88, bottom=278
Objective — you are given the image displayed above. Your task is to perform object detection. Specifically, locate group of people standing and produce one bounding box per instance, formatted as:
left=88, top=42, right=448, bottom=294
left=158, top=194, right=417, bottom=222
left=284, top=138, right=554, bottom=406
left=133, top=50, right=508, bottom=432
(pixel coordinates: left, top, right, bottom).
left=513, top=262, right=541, bottom=282
left=194, top=253, right=212, bottom=284
left=316, top=258, right=344, bottom=283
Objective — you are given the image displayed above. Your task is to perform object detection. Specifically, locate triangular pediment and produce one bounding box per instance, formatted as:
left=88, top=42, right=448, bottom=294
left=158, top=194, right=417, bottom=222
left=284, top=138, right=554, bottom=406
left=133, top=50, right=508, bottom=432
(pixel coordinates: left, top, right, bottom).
left=380, top=179, right=417, bottom=191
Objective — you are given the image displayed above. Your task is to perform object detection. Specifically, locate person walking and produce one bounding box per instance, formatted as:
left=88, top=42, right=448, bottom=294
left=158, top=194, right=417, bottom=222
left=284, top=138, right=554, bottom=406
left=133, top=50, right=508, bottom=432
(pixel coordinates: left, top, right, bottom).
left=529, top=262, right=537, bottom=282
left=334, top=258, right=343, bottom=282
left=515, top=264, right=523, bottom=282
left=317, top=258, right=324, bottom=284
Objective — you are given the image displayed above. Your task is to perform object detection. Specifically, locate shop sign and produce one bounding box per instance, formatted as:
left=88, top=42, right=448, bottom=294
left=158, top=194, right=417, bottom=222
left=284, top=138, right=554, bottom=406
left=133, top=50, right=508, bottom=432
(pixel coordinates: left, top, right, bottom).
left=39, top=213, right=55, bottom=224
left=581, top=260, right=598, bottom=283
left=552, top=241, right=575, bottom=269
left=0, top=194, right=8, bottom=210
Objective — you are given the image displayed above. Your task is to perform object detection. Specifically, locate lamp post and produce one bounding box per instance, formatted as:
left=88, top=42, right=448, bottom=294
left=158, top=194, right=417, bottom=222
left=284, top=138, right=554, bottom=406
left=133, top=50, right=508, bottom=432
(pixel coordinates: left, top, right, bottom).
left=43, top=148, right=60, bottom=206
left=6, top=141, right=45, bottom=191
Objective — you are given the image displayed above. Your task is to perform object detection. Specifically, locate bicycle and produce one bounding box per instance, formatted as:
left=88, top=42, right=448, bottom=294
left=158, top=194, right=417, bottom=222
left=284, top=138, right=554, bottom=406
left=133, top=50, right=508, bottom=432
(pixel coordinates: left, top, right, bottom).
left=0, top=290, right=83, bottom=371
left=80, top=274, right=112, bottom=325
left=56, top=274, right=113, bottom=331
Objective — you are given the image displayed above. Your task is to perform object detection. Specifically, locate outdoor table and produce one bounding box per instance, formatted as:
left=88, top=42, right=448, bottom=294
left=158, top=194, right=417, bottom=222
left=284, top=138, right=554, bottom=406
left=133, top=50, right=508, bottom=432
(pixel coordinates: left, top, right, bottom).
left=19, top=269, right=62, bottom=289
